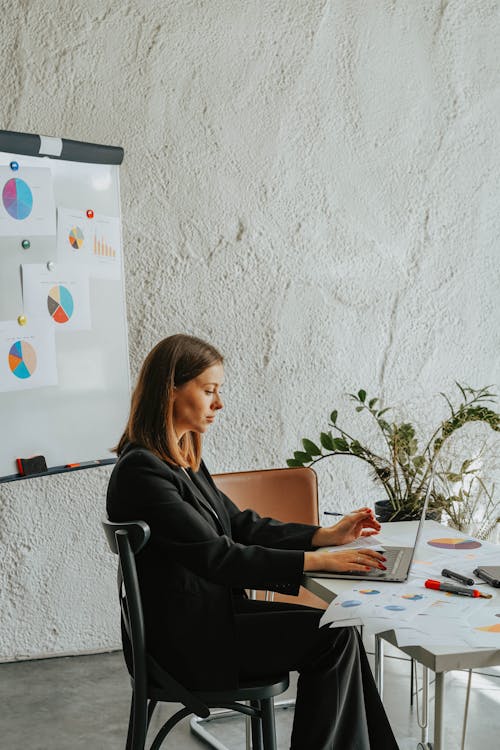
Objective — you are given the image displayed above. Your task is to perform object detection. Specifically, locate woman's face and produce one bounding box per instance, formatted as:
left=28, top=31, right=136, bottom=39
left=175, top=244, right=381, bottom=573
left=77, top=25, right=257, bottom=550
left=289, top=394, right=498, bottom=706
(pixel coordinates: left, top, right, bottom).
left=172, top=362, right=224, bottom=438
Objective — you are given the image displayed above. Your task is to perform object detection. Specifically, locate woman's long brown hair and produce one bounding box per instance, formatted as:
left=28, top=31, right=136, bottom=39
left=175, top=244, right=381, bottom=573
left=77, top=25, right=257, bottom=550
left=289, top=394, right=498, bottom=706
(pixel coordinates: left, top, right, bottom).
left=116, top=334, right=223, bottom=470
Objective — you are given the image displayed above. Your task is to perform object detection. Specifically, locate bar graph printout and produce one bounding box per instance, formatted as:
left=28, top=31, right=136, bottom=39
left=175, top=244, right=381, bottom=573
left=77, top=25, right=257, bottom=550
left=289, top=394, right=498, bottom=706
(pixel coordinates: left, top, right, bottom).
left=57, top=207, right=121, bottom=280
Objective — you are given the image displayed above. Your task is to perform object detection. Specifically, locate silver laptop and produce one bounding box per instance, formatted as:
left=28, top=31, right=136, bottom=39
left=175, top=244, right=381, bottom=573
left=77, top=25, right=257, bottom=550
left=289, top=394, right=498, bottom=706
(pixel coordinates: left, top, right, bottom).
left=304, top=473, right=434, bottom=583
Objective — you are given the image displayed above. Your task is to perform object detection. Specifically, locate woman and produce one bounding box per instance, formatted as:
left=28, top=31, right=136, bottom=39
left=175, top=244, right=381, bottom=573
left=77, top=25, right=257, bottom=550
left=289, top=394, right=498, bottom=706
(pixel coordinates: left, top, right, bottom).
left=107, top=334, right=399, bottom=750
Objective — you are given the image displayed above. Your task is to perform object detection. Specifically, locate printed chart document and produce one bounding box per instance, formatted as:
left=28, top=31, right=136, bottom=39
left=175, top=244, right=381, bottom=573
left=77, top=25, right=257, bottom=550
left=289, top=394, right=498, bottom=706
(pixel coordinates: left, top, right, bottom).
left=0, top=319, right=57, bottom=392
left=319, top=524, right=500, bottom=649
left=22, top=264, right=91, bottom=333
left=0, top=166, right=56, bottom=236
left=57, top=207, right=122, bottom=280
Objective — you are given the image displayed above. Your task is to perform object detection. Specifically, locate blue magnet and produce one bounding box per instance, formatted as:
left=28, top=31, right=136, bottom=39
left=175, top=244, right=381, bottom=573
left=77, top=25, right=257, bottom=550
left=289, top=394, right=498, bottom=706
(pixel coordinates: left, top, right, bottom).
left=10, top=161, right=19, bottom=171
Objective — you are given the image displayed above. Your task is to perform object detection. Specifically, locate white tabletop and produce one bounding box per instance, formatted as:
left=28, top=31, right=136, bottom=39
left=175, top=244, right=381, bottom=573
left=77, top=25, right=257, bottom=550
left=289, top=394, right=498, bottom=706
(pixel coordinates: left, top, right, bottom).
left=302, top=520, right=500, bottom=673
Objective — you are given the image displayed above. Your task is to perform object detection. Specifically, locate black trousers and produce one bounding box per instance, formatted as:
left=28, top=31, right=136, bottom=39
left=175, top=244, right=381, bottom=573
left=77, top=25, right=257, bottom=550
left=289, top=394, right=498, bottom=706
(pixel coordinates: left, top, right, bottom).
left=233, top=599, right=399, bottom=750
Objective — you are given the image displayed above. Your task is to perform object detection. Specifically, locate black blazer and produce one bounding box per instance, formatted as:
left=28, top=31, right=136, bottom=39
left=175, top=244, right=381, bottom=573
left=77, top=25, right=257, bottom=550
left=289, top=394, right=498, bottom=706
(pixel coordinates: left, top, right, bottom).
left=106, top=443, right=319, bottom=688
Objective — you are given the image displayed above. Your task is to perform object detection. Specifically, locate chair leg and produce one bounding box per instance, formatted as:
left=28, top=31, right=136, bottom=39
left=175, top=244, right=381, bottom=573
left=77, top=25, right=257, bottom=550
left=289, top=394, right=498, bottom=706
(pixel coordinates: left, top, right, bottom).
left=128, top=689, right=149, bottom=750
left=260, top=697, right=277, bottom=750
left=250, top=699, right=263, bottom=750
left=147, top=699, right=157, bottom=728
left=125, top=696, right=134, bottom=750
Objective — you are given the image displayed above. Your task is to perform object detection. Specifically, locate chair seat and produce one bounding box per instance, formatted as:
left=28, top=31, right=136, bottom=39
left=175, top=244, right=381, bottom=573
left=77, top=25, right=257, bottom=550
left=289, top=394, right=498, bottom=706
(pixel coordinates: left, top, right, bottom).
left=147, top=673, right=290, bottom=704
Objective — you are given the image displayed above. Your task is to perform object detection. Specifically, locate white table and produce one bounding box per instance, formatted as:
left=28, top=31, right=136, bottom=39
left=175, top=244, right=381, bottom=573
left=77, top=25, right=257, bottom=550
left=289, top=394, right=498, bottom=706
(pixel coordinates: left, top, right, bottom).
left=302, top=521, right=500, bottom=750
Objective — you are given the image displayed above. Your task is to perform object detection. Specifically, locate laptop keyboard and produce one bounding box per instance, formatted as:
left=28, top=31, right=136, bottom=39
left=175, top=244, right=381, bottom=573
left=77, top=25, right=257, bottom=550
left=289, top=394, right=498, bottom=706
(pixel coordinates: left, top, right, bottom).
left=351, top=547, right=403, bottom=578
left=384, top=547, right=403, bottom=574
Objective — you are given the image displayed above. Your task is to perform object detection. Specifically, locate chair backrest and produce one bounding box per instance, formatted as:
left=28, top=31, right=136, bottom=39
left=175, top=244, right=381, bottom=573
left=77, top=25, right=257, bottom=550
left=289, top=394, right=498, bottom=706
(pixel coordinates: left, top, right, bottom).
left=212, top=466, right=319, bottom=525
left=102, top=519, right=210, bottom=718
left=212, top=466, right=325, bottom=608
left=102, top=520, right=151, bottom=704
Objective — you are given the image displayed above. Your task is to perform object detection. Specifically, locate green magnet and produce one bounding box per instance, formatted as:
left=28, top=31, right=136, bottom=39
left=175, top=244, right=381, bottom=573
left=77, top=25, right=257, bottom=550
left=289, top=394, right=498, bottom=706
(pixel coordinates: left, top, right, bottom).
left=21, top=239, right=31, bottom=249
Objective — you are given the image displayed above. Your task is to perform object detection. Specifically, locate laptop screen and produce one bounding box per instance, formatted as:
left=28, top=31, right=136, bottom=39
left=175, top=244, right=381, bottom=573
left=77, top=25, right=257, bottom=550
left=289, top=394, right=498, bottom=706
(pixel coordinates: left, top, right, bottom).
left=406, top=467, right=436, bottom=570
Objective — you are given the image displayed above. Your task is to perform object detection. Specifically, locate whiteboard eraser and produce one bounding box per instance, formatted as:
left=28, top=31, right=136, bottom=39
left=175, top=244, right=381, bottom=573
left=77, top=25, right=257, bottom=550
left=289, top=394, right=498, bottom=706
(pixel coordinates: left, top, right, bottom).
left=16, top=455, right=48, bottom=476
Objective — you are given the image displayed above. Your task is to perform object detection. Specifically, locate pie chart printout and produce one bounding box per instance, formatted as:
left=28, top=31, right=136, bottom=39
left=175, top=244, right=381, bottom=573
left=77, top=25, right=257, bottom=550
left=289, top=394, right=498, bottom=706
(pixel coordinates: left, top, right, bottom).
left=401, top=594, right=424, bottom=601
left=47, top=285, right=74, bottom=324
left=427, top=538, right=482, bottom=550
left=2, top=178, right=33, bottom=220
left=384, top=605, right=406, bottom=612
left=69, top=226, right=84, bottom=249
left=8, top=340, right=37, bottom=379
left=476, top=624, right=500, bottom=633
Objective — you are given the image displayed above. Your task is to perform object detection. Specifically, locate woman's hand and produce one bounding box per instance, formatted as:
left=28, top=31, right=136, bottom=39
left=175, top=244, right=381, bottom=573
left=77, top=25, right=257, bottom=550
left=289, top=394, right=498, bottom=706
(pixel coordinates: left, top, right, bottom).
left=304, top=547, right=387, bottom=573
left=311, top=507, right=381, bottom=548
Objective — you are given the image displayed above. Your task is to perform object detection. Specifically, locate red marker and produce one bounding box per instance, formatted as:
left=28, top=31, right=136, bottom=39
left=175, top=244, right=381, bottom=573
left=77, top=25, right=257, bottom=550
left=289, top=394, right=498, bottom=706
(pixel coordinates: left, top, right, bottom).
left=425, top=579, right=492, bottom=599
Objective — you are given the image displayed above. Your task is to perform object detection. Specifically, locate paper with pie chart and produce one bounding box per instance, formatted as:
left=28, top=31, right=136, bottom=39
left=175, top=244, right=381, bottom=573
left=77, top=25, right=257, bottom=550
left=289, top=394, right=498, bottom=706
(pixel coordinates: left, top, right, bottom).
left=0, top=166, right=56, bottom=236
left=57, top=207, right=121, bottom=279
left=21, top=264, right=91, bottom=332
left=0, top=319, right=57, bottom=392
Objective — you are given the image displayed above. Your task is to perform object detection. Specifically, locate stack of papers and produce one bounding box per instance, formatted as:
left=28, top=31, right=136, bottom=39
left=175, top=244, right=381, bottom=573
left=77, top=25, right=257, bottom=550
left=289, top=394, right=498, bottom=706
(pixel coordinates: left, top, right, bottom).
left=319, top=525, right=500, bottom=651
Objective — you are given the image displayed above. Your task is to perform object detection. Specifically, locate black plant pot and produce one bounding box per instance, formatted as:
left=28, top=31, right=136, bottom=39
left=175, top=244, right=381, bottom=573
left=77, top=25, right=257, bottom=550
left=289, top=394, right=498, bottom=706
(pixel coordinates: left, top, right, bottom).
left=374, top=499, right=440, bottom=523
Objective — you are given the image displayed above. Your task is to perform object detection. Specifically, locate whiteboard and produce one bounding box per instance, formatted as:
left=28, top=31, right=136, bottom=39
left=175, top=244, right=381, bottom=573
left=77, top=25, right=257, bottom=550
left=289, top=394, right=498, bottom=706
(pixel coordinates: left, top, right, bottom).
left=0, top=130, right=130, bottom=481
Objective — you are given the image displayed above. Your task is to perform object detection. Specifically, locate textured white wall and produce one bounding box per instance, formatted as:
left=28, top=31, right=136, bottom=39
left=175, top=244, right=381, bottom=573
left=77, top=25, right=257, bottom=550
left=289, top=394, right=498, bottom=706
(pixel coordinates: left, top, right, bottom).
left=0, top=0, right=499, bottom=659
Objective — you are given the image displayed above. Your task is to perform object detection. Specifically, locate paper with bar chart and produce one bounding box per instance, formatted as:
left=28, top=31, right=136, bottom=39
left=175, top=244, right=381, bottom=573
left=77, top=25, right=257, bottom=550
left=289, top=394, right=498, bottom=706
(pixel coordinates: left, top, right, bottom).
left=0, top=319, right=57, bottom=392
left=56, top=207, right=121, bottom=279
left=21, top=263, right=91, bottom=332
left=0, top=166, right=56, bottom=236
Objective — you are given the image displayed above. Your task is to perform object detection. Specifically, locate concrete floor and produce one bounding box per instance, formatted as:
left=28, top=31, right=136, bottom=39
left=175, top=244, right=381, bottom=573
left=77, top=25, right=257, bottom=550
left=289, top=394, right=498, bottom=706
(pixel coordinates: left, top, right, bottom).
left=0, top=638, right=499, bottom=750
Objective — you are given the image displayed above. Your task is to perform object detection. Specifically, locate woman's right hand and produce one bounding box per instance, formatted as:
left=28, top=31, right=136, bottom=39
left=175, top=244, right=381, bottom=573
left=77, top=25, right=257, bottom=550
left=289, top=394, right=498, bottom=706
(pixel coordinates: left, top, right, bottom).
left=303, top=548, right=387, bottom=573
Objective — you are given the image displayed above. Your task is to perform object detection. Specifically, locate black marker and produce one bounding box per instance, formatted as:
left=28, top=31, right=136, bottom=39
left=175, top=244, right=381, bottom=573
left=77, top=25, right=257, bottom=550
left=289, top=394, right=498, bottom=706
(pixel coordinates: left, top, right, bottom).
left=441, top=568, right=474, bottom=587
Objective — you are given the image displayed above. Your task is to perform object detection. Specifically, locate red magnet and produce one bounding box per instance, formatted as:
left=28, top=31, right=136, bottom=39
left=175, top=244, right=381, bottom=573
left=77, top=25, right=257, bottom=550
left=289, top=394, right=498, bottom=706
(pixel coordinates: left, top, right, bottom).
left=86, top=209, right=94, bottom=218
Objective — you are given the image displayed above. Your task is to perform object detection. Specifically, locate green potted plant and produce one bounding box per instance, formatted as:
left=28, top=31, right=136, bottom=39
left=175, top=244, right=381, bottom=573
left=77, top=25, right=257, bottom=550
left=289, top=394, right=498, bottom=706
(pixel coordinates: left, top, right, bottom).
left=434, top=453, right=499, bottom=541
left=287, top=384, right=500, bottom=522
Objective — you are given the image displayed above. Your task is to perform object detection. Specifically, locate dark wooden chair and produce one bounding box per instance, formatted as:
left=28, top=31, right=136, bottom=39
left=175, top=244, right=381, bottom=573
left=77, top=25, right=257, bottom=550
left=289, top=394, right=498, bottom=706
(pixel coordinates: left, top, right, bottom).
left=102, top=519, right=289, bottom=750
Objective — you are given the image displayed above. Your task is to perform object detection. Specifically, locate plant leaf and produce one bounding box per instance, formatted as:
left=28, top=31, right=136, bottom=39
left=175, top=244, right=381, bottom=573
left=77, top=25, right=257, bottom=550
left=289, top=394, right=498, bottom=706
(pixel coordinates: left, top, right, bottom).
left=332, top=437, right=349, bottom=451
left=302, top=438, right=321, bottom=456
left=287, top=458, right=303, bottom=467
left=320, top=431, right=335, bottom=451
left=350, top=440, right=364, bottom=455
left=368, top=398, right=378, bottom=409
left=294, top=451, right=312, bottom=463
left=330, top=410, right=338, bottom=424
left=358, top=389, right=367, bottom=402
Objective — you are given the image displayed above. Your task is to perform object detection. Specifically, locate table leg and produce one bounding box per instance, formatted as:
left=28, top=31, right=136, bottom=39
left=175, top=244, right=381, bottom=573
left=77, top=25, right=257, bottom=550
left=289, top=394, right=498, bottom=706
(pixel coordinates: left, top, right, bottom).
left=374, top=634, right=384, bottom=697
left=434, top=671, right=446, bottom=750
left=420, top=666, right=429, bottom=746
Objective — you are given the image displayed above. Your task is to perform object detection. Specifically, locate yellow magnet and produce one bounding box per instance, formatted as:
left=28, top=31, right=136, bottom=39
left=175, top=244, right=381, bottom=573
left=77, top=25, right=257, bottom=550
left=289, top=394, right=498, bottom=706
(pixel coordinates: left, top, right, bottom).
left=17, top=315, right=27, bottom=326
